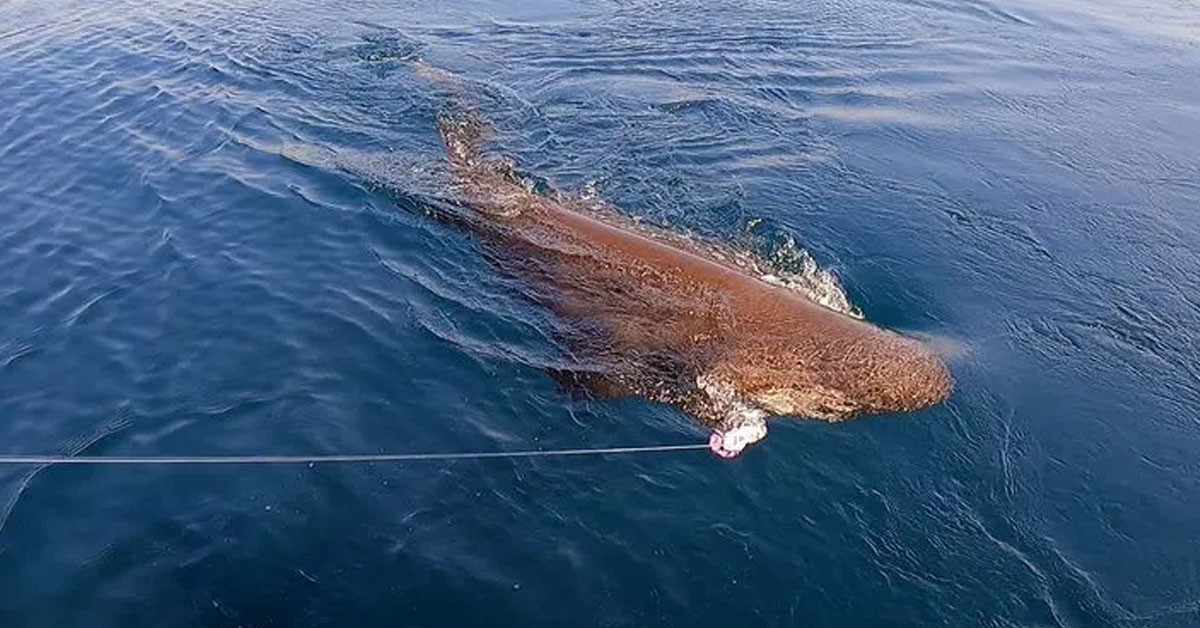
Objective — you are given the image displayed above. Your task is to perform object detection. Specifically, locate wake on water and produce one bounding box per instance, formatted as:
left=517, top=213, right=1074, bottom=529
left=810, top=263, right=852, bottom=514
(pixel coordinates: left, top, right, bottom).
left=280, top=50, right=863, bottom=322
left=280, top=141, right=863, bottom=323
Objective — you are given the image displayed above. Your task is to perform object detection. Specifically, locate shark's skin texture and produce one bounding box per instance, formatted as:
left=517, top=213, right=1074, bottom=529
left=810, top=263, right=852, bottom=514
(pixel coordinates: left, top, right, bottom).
left=426, top=89, right=951, bottom=457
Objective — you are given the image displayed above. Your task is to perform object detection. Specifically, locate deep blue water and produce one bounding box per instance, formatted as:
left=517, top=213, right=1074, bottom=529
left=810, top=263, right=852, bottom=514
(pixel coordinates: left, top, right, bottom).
left=2, top=0, right=1199, bottom=626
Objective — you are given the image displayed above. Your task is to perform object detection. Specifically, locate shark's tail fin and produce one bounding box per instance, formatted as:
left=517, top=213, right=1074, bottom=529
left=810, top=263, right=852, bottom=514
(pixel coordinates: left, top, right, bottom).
left=435, top=109, right=489, bottom=172
left=409, top=59, right=469, bottom=99
left=408, top=59, right=491, bottom=172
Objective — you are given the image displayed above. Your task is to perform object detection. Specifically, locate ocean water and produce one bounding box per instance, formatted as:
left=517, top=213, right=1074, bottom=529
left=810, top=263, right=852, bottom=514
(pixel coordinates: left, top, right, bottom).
left=1, top=0, right=1199, bottom=626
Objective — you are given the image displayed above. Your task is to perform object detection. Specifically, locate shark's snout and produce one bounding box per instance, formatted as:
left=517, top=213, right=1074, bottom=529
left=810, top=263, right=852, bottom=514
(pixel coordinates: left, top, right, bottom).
left=876, top=343, right=952, bottom=412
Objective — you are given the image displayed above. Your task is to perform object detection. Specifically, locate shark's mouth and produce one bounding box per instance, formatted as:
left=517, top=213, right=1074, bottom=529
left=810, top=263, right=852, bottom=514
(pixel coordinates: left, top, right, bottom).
left=706, top=395, right=769, bottom=458
left=695, top=373, right=771, bottom=458
left=709, top=419, right=768, bottom=458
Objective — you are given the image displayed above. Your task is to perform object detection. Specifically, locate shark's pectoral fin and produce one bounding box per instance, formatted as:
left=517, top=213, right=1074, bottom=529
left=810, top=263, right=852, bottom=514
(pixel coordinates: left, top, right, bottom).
left=545, top=367, right=636, bottom=400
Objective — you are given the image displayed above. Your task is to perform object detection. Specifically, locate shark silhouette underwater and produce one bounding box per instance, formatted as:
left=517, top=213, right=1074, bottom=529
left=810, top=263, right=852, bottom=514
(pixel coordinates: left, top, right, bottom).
left=405, top=64, right=951, bottom=457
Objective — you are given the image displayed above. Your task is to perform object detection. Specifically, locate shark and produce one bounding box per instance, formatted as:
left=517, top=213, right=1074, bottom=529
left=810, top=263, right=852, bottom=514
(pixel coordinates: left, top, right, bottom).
left=413, top=64, right=951, bottom=457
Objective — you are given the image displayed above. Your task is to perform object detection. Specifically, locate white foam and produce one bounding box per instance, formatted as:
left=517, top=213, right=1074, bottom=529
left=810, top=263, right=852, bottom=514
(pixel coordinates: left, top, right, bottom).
left=757, top=236, right=862, bottom=318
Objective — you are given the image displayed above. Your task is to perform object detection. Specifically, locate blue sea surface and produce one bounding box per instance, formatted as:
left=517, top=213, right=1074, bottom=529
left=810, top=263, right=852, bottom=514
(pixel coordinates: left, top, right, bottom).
left=2, top=0, right=1199, bottom=625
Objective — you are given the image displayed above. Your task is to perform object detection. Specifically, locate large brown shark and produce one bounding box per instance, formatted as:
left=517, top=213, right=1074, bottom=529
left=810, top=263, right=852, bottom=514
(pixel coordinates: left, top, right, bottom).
left=417, top=65, right=950, bottom=457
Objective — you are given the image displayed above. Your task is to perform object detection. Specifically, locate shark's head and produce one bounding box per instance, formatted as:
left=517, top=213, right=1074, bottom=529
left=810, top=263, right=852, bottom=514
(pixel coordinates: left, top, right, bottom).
left=701, top=331, right=952, bottom=457
left=747, top=337, right=952, bottom=420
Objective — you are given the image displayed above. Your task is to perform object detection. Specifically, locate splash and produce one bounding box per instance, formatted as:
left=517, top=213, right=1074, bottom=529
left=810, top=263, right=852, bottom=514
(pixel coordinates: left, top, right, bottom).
left=758, top=236, right=862, bottom=319
left=727, top=217, right=862, bottom=318
left=570, top=187, right=861, bottom=319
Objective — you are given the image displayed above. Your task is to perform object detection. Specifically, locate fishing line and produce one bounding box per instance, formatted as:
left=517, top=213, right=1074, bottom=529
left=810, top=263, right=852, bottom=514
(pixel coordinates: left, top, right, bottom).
left=0, top=443, right=710, bottom=465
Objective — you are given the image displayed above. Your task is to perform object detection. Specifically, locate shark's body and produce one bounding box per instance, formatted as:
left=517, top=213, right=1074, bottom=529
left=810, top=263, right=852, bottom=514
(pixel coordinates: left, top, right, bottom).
left=427, top=93, right=950, bottom=457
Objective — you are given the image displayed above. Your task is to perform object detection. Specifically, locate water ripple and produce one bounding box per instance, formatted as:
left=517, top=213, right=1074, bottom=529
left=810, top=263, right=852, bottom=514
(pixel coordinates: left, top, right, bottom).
left=2, top=0, right=1200, bottom=625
